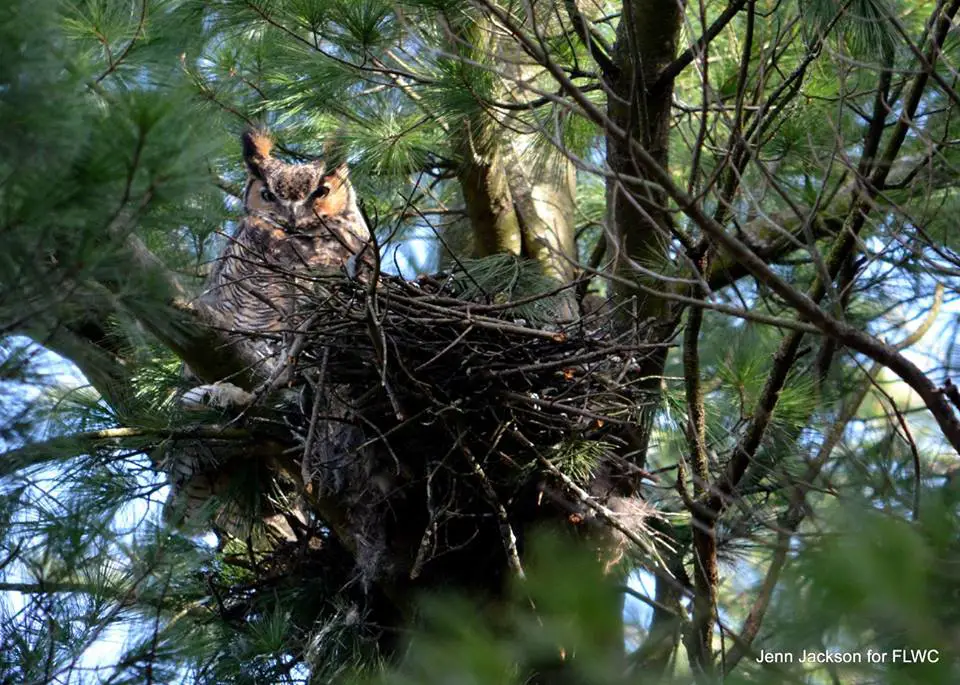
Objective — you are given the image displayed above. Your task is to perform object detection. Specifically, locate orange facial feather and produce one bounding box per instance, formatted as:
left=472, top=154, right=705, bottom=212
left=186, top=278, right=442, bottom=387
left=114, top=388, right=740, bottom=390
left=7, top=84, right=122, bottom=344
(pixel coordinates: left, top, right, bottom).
left=313, top=164, right=351, bottom=216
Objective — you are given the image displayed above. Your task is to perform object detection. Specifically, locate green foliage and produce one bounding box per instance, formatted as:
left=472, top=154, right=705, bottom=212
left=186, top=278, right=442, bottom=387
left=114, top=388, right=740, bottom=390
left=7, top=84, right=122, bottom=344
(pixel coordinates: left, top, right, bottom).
left=373, top=533, right=625, bottom=685
left=1, top=0, right=959, bottom=683
left=340, top=107, right=436, bottom=178
left=329, top=0, right=396, bottom=49
left=450, top=253, right=569, bottom=322
left=362, top=513, right=960, bottom=684
left=762, top=500, right=960, bottom=685
left=424, top=56, right=499, bottom=142
left=549, top=439, right=613, bottom=482
left=803, top=0, right=898, bottom=59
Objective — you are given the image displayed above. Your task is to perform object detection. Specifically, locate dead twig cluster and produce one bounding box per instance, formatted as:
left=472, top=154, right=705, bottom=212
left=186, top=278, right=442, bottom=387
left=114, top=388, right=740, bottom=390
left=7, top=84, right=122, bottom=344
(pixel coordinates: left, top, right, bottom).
left=296, top=269, right=666, bottom=435
left=167, top=260, right=668, bottom=596
left=274, top=265, right=668, bottom=585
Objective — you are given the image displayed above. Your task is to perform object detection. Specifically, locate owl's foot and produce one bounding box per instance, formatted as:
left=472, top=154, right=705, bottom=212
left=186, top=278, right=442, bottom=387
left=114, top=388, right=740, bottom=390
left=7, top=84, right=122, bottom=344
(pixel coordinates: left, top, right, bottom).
left=181, top=382, right=255, bottom=410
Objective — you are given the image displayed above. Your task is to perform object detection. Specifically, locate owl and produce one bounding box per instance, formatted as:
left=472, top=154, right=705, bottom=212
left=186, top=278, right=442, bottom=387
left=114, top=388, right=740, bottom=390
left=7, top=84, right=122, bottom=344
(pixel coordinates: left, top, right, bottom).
left=183, top=130, right=370, bottom=402
left=203, top=130, right=368, bottom=364
left=166, top=130, right=371, bottom=538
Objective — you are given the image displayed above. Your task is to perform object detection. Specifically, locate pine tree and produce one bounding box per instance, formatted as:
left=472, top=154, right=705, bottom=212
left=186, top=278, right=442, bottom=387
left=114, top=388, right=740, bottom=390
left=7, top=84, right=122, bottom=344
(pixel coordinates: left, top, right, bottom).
left=2, top=0, right=960, bottom=683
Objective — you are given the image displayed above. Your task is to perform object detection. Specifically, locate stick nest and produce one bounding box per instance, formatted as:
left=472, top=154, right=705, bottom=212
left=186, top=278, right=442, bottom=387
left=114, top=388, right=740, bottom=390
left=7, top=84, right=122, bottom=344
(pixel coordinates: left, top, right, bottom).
left=180, top=255, right=667, bottom=586
left=294, top=257, right=664, bottom=474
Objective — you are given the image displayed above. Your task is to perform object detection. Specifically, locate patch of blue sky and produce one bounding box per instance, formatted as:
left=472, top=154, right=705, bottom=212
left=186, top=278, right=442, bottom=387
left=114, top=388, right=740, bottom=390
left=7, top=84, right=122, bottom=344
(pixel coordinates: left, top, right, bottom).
left=0, top=338, right=177, bottom=683
left=380, top=224, right=436, bottom=278
left=624, top=571, right=656, bottom=652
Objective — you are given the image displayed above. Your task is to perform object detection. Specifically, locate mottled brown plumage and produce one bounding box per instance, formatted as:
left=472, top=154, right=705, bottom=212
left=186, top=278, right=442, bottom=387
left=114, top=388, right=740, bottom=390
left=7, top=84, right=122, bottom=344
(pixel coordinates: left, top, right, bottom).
left=201, top=130, right=370, bottom=361
left=167, top=130, right=371, bottom=536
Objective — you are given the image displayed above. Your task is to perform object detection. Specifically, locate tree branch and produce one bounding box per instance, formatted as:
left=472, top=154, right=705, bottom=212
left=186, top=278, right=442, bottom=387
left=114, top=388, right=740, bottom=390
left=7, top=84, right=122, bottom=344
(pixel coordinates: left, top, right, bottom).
left=654, top=0, right=749, bottom=91
left=563, top=0, right=617, bottom=77
left=1, top=426, right=253, bottom=478
left=481, top=0, right=960, bottom=453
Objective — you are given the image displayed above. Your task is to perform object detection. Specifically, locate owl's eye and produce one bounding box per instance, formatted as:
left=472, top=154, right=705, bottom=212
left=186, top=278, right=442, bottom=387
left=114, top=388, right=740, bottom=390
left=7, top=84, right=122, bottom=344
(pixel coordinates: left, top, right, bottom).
left=312, top=185, right=329, bottom=200
left=260, top=186, right=277, bottom=203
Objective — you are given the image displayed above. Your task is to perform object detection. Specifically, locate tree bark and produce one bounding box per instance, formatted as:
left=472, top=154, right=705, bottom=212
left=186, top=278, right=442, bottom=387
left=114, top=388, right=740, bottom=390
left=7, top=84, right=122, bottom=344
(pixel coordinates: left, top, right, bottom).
left=603, top=0, right=687, bottom=465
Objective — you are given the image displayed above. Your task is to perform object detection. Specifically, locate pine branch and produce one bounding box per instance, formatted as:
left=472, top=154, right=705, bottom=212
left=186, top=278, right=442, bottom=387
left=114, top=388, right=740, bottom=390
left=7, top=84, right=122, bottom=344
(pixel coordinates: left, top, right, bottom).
left=481, top=0, right=960, bottom=454
left=723, top=284, right=944, bottom=672
left=1, top=426, right=252, bottom=478
left=708, top=0, right=960, bottom=513
left=654, top=0, right=749, bottom=90
left=94, top=0, right=148, bottom=83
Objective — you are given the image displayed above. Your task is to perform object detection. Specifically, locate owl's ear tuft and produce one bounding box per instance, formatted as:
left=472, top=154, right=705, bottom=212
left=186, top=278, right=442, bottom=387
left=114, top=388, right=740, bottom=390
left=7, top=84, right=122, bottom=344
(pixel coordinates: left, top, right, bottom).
left=241, top=129, right=274, bottom=178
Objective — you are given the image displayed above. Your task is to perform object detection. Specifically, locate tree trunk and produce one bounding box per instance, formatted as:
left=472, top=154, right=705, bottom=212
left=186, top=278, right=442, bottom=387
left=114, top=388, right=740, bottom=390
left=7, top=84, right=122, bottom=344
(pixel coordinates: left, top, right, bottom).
left=602, top=0, right=687, bottom=466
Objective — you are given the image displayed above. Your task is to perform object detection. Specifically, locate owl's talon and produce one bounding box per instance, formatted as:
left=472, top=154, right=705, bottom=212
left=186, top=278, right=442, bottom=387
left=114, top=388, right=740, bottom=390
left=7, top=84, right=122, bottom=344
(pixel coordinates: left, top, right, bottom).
left=181, top=382, right=255, bottom=410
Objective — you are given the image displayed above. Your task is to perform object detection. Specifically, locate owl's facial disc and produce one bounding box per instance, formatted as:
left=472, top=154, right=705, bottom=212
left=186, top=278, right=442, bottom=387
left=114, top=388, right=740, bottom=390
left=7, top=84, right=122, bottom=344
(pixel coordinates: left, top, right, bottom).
left=245, top=178, right=332, bottom=236
left=245, top=179, right=279, bottom=215
left=243, top=153, right=354, bottom=237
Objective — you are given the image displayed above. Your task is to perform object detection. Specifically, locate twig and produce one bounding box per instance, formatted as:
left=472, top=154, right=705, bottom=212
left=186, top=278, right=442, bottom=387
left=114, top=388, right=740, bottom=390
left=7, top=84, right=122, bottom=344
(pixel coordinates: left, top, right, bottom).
left=463, top=445, right=525, bottom=579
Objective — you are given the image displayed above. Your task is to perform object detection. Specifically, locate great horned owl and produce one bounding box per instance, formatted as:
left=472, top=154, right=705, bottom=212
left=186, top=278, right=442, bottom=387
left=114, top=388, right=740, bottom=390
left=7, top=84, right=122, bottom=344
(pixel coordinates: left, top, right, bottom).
left=182, top=130, right=369, bottom=403
left=201, top=130, right=368, bottom=371
left=165, top=130, right=371, bottom=538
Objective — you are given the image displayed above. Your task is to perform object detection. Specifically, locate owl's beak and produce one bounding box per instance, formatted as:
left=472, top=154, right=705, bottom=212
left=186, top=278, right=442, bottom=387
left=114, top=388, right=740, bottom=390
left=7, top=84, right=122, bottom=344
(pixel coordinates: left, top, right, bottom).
left=284, top=209, right=299, bottom=233
left=284, top=201, right=322, bottom=235
left=281, top=205, right=309, bottom=235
